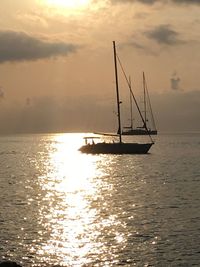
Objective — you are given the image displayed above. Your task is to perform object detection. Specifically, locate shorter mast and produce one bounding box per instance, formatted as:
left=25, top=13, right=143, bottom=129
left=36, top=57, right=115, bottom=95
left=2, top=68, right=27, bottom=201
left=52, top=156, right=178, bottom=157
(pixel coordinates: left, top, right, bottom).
left=129, top=76, right=133, bottom=129
left=113, top=41, right=122, bottom=143
left=144, top=73, right=157, bottom=131
left=143, top=71, right=147, bottom=128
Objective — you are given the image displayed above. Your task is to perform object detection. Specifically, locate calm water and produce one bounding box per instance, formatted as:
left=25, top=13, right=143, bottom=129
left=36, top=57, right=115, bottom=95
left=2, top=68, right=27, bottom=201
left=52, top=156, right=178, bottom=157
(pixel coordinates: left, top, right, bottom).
left=0, top=133, right=199, bottom=266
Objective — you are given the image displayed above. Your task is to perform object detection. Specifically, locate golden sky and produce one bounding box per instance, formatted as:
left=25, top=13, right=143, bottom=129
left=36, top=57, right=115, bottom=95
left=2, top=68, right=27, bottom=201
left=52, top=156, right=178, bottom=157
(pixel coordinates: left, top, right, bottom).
left=0, top=0, right=200, bottom=133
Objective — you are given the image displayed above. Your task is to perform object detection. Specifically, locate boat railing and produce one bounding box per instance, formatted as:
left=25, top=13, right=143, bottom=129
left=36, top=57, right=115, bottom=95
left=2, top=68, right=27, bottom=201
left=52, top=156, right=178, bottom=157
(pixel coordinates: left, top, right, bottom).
left=83, top=136, right=100, bottom=145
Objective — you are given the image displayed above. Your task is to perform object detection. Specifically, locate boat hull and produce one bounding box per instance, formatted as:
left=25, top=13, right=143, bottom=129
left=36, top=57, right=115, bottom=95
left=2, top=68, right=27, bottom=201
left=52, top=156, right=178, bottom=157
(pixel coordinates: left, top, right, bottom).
left=122, top=129, right=157, bottom=135
left=79, top=142, right=153, bottom=154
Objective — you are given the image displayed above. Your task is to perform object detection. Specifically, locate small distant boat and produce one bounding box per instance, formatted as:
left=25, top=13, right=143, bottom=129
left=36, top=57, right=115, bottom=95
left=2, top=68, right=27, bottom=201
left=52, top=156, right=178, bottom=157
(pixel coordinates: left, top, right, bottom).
left=79, top=41, right=154, bottom=154
left=122, top=72, right=157, bottom=136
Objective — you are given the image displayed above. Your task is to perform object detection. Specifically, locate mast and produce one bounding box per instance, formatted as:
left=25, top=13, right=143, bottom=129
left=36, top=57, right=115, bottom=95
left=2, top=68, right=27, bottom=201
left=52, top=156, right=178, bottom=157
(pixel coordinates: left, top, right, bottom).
left=129, top=76, right=133, bottom=129
left=145, top=74, right=157, bottom=131
left=143, top=71, right=147, bottom=128
left=113, top=41, right=122, bottom=143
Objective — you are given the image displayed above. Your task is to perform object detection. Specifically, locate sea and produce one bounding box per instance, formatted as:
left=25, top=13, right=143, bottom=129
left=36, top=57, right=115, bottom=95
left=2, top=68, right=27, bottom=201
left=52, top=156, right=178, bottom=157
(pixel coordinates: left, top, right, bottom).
left=0, top=132, right=199, bottom=267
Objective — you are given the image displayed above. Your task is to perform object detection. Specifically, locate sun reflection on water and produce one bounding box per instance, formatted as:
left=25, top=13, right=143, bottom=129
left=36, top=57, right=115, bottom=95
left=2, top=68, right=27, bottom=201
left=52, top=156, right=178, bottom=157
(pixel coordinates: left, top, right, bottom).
left=33, top=133, right=126, bottom=266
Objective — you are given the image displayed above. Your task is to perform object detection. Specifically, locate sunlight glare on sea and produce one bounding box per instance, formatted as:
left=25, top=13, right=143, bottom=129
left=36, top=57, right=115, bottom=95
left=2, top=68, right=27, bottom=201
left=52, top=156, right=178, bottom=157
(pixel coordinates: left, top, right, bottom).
left=29, top=133, right=124, bottom=266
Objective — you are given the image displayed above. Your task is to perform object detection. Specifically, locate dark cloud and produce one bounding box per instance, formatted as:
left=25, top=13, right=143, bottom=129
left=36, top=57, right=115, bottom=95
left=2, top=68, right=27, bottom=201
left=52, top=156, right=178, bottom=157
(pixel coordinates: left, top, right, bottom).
left=0, top=30, right=78, bottom=63
left=144, top=25, right=184, bottom=45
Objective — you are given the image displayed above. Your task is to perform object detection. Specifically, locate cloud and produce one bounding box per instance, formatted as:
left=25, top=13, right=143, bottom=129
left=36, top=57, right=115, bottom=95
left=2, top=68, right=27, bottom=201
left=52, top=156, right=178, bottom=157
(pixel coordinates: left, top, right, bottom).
left=172, top=0, right=200, bottom=4
left=110, top=0, right=157, bottom=4
left=0, top=30, right=78, bottom=63
left=124, top=40, right=157, bottom=56
left=144, top=24, right=185, bottom=45
left=126, top=41, right=146, bottom=50
left=109, top=0, right=200, bottom=5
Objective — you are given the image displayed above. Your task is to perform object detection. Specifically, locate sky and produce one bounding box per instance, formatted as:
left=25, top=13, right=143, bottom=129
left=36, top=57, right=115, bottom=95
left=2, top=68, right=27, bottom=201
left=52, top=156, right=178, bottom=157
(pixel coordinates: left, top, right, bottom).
left=0, top=0, right=200, bottom=134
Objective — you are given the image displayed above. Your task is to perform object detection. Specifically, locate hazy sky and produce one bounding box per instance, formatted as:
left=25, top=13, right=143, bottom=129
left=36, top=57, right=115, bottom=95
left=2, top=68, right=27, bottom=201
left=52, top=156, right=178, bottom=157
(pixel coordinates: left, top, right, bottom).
left=0, top=0, right=200, bottom=133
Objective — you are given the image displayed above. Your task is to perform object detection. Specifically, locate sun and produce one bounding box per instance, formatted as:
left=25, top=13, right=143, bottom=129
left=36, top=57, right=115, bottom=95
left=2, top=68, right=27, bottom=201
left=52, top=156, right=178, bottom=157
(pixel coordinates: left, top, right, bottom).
left=46, top=0, right=91, bottom=9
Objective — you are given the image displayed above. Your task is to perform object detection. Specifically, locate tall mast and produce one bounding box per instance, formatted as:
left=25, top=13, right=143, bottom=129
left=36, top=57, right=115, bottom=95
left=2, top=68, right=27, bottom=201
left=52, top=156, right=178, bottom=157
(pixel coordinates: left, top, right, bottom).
left=113, top=41, right=122, bottom=143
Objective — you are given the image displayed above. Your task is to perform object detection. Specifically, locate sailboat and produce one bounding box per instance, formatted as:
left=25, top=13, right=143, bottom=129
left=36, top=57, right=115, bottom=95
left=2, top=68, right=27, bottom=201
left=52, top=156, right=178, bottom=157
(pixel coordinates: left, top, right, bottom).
left=122, top=72, right=157, bottom=135
left=79, top=41, right=154, bottom=154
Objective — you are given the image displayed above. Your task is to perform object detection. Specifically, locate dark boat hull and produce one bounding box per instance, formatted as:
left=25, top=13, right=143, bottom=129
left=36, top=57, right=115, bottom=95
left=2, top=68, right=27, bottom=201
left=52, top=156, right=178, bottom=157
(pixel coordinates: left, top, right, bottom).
left=122, top=129, right=157, bottom=135
left=79, top=142, right=153, bottom=154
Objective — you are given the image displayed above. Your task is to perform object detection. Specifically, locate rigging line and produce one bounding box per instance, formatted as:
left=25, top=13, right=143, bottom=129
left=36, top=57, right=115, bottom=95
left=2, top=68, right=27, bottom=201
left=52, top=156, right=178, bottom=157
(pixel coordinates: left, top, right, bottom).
left=116, top=54, right=154, bottom=143
left=144, top=74, right=157, bottom=130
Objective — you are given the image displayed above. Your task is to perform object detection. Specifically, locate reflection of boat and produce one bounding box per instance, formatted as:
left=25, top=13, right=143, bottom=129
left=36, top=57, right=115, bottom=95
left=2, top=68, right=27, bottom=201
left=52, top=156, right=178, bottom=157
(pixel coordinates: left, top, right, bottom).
left=79, top=41, right=154, bottom=154
left=122, top=72, right=157, bottom=135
